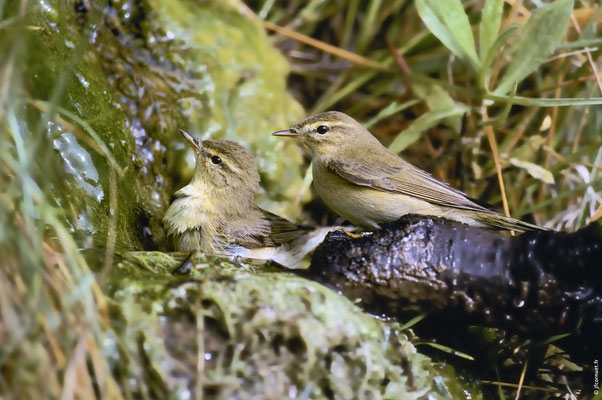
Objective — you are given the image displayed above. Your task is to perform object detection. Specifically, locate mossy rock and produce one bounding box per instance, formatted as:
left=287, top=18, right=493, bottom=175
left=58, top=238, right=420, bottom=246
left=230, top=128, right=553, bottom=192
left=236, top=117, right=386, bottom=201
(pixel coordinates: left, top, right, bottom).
left=109, top=252, right=480, bottom=399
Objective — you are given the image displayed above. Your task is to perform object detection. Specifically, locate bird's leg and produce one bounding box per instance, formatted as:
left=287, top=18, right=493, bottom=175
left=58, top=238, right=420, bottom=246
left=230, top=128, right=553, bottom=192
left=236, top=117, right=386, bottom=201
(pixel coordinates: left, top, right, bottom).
left=172, top=250, right=198, bottom=275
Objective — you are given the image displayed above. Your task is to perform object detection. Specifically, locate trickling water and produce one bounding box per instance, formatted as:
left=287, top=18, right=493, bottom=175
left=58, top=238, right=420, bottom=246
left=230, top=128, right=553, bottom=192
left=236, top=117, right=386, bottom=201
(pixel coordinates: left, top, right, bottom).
left=53, top=131, right=104, bottom=203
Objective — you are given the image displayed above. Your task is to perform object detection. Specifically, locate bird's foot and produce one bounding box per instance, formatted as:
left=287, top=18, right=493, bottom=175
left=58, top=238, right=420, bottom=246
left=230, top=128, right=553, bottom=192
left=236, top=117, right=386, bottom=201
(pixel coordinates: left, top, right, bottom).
left=172, top=250, right=197, bottom=275
left=335, top=227, right=364, bottom=239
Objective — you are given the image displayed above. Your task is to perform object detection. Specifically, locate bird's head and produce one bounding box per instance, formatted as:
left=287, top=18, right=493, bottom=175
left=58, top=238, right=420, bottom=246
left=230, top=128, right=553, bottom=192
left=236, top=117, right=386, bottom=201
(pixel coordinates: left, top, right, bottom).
left=272, top=111, right=373, bottom=156
left=179, top=130, right=259, bottom=201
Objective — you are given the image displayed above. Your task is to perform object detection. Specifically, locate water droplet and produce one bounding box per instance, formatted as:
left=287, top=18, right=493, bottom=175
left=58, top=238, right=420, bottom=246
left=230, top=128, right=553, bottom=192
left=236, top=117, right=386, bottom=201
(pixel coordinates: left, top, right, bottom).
left=513, top=299, right=525, bottom=308
left=75, top=72, right=90, bottom=89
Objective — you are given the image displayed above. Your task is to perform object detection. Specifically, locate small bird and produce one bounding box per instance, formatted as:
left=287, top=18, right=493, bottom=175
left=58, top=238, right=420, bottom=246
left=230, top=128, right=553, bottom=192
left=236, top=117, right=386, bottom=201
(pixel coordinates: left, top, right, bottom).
left=163, top=130, right=334, bottom=269
left=273, top=111, right=547, bottom=232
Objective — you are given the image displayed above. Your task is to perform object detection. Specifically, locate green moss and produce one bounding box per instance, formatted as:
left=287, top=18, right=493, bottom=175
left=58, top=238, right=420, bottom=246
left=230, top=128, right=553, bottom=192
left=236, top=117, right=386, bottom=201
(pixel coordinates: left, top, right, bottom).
left=109, top=252, right=479, bottom=399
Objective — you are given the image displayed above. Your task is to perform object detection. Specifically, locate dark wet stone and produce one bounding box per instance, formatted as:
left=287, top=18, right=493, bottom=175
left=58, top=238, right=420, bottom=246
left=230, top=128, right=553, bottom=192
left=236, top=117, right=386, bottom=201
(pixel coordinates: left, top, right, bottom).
left=309, top=215, right=602, bottom=360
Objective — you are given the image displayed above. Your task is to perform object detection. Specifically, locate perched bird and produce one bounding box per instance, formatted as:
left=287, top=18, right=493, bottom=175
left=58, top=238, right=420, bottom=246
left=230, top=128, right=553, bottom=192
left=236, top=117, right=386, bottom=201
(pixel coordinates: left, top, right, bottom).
left=163, top=130, right=333, bottom=269
left=273, top=111, right=547, bottom=232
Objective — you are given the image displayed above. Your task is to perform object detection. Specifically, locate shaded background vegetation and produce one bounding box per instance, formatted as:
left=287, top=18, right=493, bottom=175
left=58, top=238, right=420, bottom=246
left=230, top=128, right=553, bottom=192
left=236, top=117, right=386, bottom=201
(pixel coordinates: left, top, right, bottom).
left=1, top=0, right=601, bottom=399
left=250, top=0, right=602, bottom=233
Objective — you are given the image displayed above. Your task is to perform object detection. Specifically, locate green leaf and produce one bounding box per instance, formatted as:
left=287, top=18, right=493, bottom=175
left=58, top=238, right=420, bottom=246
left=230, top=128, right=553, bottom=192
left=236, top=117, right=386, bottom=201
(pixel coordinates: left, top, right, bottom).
left=478, top=23, right=519, bottom=91
left=508, top=158, right=555, bottom=184
left=364, top=100, right=419, bottom=129
left=415, top=0, right=480, bottom=71
left=494, top=0, right=574, bottom=95
left=388, top=105, right=468, bottom=153
left=412, top=81, right=462, bottom=133
left=535, top=332, right=572, bottom=347
left=479, top=0, right=503, bottom=60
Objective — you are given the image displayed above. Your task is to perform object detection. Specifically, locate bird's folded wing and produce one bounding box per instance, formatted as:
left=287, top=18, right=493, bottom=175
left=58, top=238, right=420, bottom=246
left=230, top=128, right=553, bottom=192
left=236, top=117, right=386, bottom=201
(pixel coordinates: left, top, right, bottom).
left=225, top=224, right=275, bottom=248
left=326, top=157, right=496, bottom=213
left=224, top=209, right=311, bottom=249
left=262, top=211, right=312, bottom=244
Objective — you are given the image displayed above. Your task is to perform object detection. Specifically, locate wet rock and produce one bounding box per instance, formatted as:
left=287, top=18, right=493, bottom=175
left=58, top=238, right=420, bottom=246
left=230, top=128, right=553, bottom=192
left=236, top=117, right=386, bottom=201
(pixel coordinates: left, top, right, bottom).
left=309, top=215, right=602, bottom=360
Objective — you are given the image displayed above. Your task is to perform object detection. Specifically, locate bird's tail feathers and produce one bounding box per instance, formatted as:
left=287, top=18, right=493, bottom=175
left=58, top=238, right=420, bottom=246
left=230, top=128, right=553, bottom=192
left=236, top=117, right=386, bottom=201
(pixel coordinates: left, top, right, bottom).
left=474, top=212, right=550, bottom=232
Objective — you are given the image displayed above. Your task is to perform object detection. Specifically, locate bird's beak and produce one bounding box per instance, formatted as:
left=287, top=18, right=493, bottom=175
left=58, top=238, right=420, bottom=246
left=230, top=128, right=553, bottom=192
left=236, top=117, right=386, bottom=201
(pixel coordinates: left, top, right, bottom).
left=272, top=129, right=299, bottom=137
left=179, top=129, right=202, bottom=152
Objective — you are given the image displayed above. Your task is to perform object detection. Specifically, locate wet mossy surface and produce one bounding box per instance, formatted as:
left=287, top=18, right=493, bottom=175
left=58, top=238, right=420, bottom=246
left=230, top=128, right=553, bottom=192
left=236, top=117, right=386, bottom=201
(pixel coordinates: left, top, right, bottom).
left=110, top=252, right=480, bottom=399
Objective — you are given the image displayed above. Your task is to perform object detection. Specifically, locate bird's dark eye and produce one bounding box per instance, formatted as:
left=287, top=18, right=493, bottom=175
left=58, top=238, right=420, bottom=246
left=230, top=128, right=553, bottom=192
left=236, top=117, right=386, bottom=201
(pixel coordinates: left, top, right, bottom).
left=211, top=155, right=222, bottom=165
left=316, top=125, right=329, bottom=134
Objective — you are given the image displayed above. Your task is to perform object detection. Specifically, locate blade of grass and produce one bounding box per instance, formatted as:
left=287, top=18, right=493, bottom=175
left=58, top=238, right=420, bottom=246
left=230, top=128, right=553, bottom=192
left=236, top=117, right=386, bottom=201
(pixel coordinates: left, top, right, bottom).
left=195, top=300, right=205, bottom=400
left=364, top=100, right=419, bottom=128
left=415, top=341, right=475, bottom=361
left=411, top=73, right=602, bottom=107
left=29, top=100, right=123, bottom=175
left=480, top=380, right=558, bottom=393
left=514, top=360, right=527, bottom=400
left=257, top=0, right=276, bottom=19
left=341, top=0, right=359, bottom=49
left=311, top=70, right=377, bottom=113
left=577, top=147, right=602, bottom=228
left=482, top=106, right=513, bottom=234
left=485, top=93, right=602, bottom=107
left=388, top=104, right=468, bottom=153
left=397, top=314, right=427, bottom=331
left=556, top=37, right=602, bottom=49
left=508, top=158, right=554, bottom=184
left=531, top=175, right=602, bottom=211
left=413, top=81, right=462, bottom=132
left=535, top=332, right=572, bottom=347
left=570, top=14, right=602, bottom=95
left=262, top=20, right=385, bottom=69
left=479, top=0, right=504, bottom=60
left=356, top=0, right=381, bottom=54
